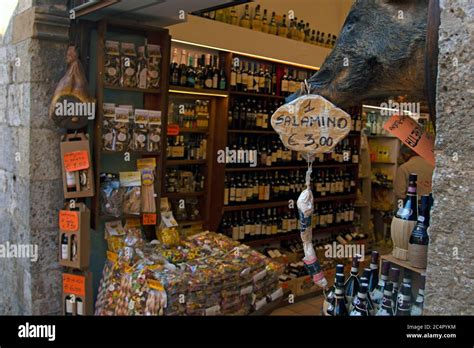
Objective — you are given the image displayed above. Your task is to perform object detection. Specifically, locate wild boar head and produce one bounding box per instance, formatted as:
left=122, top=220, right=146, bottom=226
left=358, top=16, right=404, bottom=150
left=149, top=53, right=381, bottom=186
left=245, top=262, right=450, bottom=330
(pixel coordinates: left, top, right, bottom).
left=289, top=0, right=429, bottom=108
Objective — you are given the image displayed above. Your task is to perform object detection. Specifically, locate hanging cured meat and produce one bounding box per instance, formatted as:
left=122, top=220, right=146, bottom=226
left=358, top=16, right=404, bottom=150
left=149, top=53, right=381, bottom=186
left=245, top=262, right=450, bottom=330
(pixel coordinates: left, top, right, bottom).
left=49, top=46, right=95, bottom=129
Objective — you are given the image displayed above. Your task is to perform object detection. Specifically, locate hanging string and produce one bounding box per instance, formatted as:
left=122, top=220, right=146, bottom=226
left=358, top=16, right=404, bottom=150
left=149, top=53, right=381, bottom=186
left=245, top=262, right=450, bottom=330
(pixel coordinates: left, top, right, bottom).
left=305, top=159, right=313, bottom=190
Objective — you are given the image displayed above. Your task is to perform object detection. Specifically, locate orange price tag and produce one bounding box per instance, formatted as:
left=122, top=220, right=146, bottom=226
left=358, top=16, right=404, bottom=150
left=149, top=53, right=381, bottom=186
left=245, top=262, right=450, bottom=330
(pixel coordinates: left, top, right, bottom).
left=167, top=124, right=180, bottom=136
left=143, top=213, right=157, bottom=225
left=383, top=115, right=435, bottom=166
left=63, top=150, right=90, bottom=172
left=59, top=210, right=79, bottom=232
left=62, top=273, right=86, bottom=297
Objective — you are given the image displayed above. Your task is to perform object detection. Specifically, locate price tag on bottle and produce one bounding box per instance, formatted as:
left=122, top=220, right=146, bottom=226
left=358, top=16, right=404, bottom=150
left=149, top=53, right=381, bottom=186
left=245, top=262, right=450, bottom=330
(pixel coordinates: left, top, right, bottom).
left=63, top=150, right=90, bottom=172
left=63, top=273, right=86, bottom=297
left=143, top=213, right=157, bottom=225
left=59, top=210, right=79, bottom=232
left=167, top=124, right=180, bottom=136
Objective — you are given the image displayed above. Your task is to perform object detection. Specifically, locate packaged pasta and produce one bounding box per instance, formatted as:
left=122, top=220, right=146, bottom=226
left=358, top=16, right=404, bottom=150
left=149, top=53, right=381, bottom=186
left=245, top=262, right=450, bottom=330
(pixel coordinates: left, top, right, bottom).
left=114, top=106, right=132, bottom=152
left=137, top=46, right=148, bottom=89
left=100, top=173, right=122, bottom=217
left=147, top=110, right=162, bottom=152
left=120, top=42, right=138, bottom=88
left=102, top=103, right=116, bottom=151
left=130, top=109, right=148, bottom=151
left=104, top=40, right=121, bottom=86
left=120, top=171, right=142, bottom=215
left=147, top=44, right=161, bottom=89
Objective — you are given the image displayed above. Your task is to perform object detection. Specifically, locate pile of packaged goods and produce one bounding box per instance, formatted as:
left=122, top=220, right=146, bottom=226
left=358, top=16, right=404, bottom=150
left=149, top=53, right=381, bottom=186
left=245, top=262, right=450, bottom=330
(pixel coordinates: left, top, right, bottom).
left=95, top=230, right=284, bottom=316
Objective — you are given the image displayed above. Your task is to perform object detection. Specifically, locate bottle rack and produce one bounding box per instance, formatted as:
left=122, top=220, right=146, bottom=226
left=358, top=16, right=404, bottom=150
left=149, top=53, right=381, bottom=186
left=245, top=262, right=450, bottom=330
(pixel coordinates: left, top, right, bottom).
left=207, top=50, right=364, bottom=246
left=91, top=19, right=171, bottom=234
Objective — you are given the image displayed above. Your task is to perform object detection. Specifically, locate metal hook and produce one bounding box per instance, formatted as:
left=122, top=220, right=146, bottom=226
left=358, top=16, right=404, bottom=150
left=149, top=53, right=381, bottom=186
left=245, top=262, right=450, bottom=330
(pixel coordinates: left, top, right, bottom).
left=304, top=79, right=311, bottom=95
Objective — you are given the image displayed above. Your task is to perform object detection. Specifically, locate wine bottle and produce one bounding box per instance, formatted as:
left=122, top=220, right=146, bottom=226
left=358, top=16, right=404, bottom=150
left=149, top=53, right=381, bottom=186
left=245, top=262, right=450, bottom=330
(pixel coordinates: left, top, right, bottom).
left=65, top=295, right=74, bottom=316
left=396, top=283, right=412, bottom=316
left=371, top=260, right=390, bottom=310
left=344, top=254, right=361, bottom=310
left=358, top=273, right=375, bottom=314
left=397, top=270, right=413, bottom=310
left=61, top=233, right=69, bottom=260
left=368, top=251, right=379, bottom=293
left=76, top=297, right=84, bottom=316
left=396, top=173, right=418, bottom=221
left=328, top=273, right=348, bottom=316
left=239, top=5, right=251, bottom=28
left=411, top=275, right=425, bottom=316
left=375, top=282, right=394, bottom=316
left=408, top=194, right=431, bottom=268
left=389, top=267, right=401, bottom=313
left=323, top=264, right=345, bottom=315
left=349, top=283, right=369, bottom=316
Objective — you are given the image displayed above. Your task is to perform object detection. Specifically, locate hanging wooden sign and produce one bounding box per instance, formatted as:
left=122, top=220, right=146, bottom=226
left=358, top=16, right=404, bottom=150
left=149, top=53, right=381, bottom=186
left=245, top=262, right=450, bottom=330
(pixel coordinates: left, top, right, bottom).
left=271, top=95, right=351, bottom=155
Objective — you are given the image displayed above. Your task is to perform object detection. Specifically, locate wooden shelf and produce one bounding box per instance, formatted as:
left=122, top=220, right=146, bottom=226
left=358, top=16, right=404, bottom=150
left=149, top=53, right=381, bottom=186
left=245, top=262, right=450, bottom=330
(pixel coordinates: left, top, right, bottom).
left=243, top=224, right=356, bottom=247
left=164, top=191, right=205, bottom=198
left=314, top=194, right=357, bottom=203
left=381, top=254, right=426, bottom=274
left=229, top=90, right=285, bottom=100
left=101, top=150, right=160, bottom=156
left=104, top=84, right=161, bottom=94
left=223, top=194, right=357, bottom=212
left=367, top=135, right=398, bottom=139
left=178, top=128, right=209, bottom=134
left=178, top=220, right=204, bottom=226
left=227, top=129, right=276, bottom=135
left=169, top=85, right=229, bottom=97
left=372, top=161, right=396, bottom=165
left=225, top=163, right=358, bottom=172
left=166, top=159, right=207, bottom=166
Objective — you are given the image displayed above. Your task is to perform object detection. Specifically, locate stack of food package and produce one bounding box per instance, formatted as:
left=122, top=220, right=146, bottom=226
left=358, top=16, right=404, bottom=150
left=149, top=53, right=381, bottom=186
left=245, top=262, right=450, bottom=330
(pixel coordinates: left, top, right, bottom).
left=95, top=230, right=284, bottom=316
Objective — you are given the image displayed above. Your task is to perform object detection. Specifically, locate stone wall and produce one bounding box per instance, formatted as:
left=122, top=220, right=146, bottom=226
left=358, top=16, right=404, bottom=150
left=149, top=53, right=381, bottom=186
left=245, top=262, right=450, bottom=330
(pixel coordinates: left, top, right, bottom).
left=0, top=0, right=69, bottom=315
left=424, top=0, right=474, bottom=315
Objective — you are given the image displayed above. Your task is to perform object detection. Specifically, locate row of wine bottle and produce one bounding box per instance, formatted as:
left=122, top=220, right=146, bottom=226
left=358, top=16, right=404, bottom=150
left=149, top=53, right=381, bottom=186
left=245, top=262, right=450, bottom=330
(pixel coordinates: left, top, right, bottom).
left=226, top=135, right=359, bottom=168
left=201, top=5, right=338, bottom=48
left=170, top=49, right=227, bottom=90
left=324, top=252, right=425, bottom=316
left=224, top=169, right=357, bottom=205
left=220, top=203, right=356, bottom=242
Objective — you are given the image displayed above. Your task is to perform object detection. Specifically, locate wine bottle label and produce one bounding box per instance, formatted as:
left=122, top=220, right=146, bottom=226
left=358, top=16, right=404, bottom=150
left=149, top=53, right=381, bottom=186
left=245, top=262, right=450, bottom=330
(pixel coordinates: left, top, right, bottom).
left=224, top=188, right=229, bottom=205
left=232, top=227, right=239, bottom=240
left=76, top=300, right=84, bottom=315
left=239, top=226, right=245, bottom=240
left=230, top=72, right=236, bottom=86
left=245, top=224, right=251, bottom=235
left=235, top=188, right=242, bottom=201
left=66, top=298, right=73, bottom=314
left=61, top=244, right=69, bottom=260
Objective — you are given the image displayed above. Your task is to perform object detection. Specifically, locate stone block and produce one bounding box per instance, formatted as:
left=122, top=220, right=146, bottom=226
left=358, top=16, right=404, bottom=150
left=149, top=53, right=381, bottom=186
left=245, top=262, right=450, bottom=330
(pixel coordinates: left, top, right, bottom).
left=0, top=124, right=18, bottom=172
left=29, top=82, right=60, bottom=130
left=12, top=7, right=34, bottom=44
left=30, top=178, right=62, bottom=230
left=29, top=128, right=61, bottom=180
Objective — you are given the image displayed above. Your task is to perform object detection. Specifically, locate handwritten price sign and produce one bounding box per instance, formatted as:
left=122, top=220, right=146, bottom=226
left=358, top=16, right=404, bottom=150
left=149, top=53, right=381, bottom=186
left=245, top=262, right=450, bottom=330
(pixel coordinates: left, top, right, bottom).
left=271, top=95, right=351, bottom=155
left=63, top=273, right=86, bottom=297
left=63, top=150, right=90, bottom=172
left=59, top=210, right=79, bottom=231
left=383, top=115, right=435, bottom=166
left=143, top=213, right=157, bottom=225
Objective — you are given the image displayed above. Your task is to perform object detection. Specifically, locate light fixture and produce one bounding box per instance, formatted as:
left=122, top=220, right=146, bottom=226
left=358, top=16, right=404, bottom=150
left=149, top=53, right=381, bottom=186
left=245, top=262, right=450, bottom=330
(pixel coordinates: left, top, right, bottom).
left=169, top=88, right=228, bottom=98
